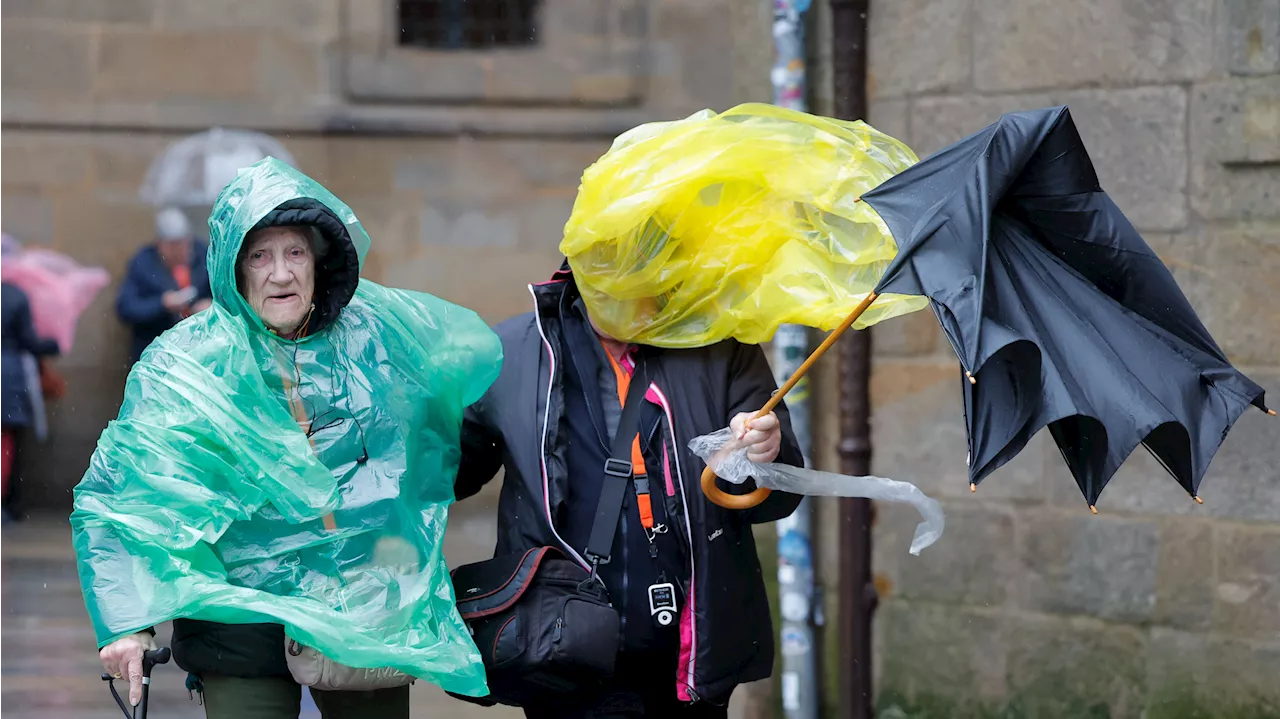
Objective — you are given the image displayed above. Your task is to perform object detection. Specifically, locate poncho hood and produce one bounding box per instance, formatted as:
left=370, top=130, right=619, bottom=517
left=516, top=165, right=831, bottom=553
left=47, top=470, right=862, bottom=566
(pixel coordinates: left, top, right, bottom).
left=209, top=158, right=365, bottom=336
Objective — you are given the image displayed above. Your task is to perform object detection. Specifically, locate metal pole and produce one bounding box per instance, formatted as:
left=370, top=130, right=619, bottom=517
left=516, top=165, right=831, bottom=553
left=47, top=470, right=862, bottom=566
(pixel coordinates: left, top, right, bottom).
left=772, top=328, right=820, bottom=719
left=770, top=2, right=820, bottom=718
left=830, top=1, right=877, bottom=718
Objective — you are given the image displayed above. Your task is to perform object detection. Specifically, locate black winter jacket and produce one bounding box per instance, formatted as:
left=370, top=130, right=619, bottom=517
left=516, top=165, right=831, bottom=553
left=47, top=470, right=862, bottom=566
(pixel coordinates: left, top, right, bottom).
left=1, top=282, right=59, bottom=427
left=456, top=272, right=803, bottom=704
left=115, top=241, right=212, bottom=363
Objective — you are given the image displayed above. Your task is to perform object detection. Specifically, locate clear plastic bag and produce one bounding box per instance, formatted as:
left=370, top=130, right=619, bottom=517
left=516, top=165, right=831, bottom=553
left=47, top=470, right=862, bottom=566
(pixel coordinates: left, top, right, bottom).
left=689, top=428, right=945, bottom=555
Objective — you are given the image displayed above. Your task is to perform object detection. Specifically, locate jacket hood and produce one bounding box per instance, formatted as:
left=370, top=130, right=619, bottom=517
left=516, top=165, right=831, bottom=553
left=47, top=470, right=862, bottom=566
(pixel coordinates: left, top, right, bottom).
left=207, top=157, right=367, bottom=337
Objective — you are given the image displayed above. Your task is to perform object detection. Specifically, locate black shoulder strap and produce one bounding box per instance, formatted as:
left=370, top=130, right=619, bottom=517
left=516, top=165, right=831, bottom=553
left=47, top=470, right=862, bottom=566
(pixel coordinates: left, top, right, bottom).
left=585, top=358, right=649, bottom=566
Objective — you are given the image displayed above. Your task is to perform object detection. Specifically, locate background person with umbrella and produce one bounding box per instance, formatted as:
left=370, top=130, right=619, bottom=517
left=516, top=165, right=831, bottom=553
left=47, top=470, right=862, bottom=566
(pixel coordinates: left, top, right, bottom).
left=119, top=127, right=298, bottom=364
left=115, top=207, right=212, bottom=364
left=1, top=233, right=111, bottom=521
left=1, top=248, right=61, bottom=522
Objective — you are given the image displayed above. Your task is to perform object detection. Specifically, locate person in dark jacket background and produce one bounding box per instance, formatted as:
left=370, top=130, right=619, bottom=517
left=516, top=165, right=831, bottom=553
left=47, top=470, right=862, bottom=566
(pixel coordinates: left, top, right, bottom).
left=1, top=280, right=60, bottom=521
left=116, top=207, right=212, bottom=362
left=456, top=264, right=804, bottom=718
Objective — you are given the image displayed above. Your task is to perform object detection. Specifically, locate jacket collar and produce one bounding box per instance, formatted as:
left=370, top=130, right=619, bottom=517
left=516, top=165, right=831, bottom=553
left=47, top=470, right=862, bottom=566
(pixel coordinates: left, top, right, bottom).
left=530, top=262, right=573, bottom=319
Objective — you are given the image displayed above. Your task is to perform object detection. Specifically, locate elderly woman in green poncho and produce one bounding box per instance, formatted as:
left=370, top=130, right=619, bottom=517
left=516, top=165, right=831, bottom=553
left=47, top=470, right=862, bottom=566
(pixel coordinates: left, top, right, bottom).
left=73, top=159, right=500, bottom=718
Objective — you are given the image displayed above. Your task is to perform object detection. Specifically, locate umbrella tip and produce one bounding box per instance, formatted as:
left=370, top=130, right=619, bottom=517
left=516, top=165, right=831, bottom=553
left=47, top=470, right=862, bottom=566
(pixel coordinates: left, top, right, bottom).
left=1194, top=495, right=1204, bottom=504
left=970, top=482, right=977, bottom=493
left=1089, top=505, right=1098, bottom=515
left=1268, top=408, right=1277, bottom=417
left=854, top=197, right=862, bottom=203
left=965, top=371, right=977, bottom=385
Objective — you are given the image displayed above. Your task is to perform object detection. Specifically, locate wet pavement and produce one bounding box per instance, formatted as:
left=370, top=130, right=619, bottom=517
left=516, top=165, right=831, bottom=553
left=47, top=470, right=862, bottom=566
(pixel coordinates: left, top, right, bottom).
left=0, top=493, right=522, bottom=719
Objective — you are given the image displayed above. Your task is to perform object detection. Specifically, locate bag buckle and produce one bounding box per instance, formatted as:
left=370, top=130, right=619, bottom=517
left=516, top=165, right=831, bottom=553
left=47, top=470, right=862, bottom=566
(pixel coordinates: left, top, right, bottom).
left=584, top=553, right=610, bottom=591
left=603, top=458, right=633, bottom=478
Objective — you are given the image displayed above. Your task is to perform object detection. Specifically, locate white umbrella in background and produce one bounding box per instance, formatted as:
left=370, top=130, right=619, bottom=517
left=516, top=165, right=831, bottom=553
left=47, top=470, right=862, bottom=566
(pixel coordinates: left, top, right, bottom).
left=139, top=128, right=297, bottom=207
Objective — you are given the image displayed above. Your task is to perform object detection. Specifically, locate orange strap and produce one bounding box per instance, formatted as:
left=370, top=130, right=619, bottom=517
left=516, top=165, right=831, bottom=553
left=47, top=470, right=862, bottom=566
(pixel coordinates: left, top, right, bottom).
left=600, top=341, right=653, bottom=530
left=635, top=493, right=654, bottom=530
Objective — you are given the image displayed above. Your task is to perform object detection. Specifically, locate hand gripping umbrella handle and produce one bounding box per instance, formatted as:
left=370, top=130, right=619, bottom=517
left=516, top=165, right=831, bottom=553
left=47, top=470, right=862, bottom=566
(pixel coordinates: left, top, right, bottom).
left=701, top=292, right=881, bottom=509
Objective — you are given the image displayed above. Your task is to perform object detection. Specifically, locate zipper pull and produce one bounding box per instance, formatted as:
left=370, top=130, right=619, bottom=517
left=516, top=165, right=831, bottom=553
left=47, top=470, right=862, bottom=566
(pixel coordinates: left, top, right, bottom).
left=553, top=617, right=564, bottom=643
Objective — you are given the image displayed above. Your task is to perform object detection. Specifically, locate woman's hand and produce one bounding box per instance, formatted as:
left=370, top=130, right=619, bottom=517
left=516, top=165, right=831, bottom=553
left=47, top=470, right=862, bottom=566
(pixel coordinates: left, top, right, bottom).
left=161, top=290, right=189, bottom=315
left=99, top=632, right=157, bottom=706
left=729, top=411, right=782, bottom=464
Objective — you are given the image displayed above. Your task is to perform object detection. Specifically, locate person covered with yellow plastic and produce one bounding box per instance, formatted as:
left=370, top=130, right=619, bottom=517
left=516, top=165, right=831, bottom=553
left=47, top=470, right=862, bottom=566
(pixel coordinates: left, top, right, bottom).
left=452, top=104, right=923, bottom=717
left=73, top=158, right=501, bottom=718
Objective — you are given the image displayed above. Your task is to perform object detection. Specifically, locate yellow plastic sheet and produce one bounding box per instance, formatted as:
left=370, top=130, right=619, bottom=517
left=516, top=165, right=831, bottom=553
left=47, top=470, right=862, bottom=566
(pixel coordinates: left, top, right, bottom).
left=562, top=103, right=929, bottom=348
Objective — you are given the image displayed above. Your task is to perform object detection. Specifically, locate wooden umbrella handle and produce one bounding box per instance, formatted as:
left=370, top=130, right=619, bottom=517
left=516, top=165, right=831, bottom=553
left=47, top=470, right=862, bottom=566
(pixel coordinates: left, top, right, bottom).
left=701, top=292, right=881, bottom=509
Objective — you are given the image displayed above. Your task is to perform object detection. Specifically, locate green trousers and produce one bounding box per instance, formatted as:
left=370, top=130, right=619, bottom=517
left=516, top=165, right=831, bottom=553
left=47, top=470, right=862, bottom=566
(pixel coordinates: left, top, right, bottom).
left=200, top=675, right=410, bottom=719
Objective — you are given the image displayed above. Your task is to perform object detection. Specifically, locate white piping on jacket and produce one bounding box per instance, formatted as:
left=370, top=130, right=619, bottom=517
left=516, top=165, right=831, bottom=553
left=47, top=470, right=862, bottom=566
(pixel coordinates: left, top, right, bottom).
left=528, top=284, right=591, bottom=571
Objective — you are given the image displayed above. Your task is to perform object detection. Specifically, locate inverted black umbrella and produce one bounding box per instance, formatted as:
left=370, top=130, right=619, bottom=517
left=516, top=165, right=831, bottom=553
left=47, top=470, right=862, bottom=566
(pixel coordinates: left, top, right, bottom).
left=860, top=105, right=1271, bottom=509
left=698, top=105, right=1270, bottom=512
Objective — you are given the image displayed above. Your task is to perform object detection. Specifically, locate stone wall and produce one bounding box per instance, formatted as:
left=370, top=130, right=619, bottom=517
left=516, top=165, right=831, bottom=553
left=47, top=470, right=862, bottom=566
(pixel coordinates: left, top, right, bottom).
left=847, top=0, right=1280, bottom=716
left=1, top=0, right=770, bottom=507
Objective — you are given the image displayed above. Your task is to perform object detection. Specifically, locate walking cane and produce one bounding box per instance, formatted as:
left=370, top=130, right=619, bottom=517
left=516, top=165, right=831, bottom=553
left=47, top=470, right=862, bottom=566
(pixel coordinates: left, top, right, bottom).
left=102, top=647, right=171, bottom=719
left=701, top=291, right=904, bottom=510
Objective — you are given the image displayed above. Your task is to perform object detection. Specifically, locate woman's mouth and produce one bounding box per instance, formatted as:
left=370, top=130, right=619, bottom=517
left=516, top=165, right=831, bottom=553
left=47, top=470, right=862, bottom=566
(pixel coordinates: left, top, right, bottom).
left=267, top=293, right=297, bottom=303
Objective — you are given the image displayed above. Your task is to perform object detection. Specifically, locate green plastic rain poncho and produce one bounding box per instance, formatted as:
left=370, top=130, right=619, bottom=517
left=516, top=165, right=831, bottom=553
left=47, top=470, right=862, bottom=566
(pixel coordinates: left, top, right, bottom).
left=71, top=159, right=500, bottom=697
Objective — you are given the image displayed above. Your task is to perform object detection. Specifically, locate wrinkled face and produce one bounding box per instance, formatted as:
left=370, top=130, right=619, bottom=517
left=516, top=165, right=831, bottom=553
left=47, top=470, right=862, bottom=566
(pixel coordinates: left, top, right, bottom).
left=157, top=238, right=192, bottom=268
left=238, top=226, right=316, bottom=338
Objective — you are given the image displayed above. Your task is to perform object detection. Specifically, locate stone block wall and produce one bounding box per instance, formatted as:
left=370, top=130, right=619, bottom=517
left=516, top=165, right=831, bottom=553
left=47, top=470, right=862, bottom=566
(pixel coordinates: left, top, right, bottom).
left=1, top=0, right=769, bottom=507
left=840, top=0, right=1280, bottom=716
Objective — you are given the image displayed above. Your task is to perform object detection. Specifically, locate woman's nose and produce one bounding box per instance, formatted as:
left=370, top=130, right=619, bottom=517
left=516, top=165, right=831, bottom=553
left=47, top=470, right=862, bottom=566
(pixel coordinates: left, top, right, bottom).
left=268, top=256, right=292, bottom=282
